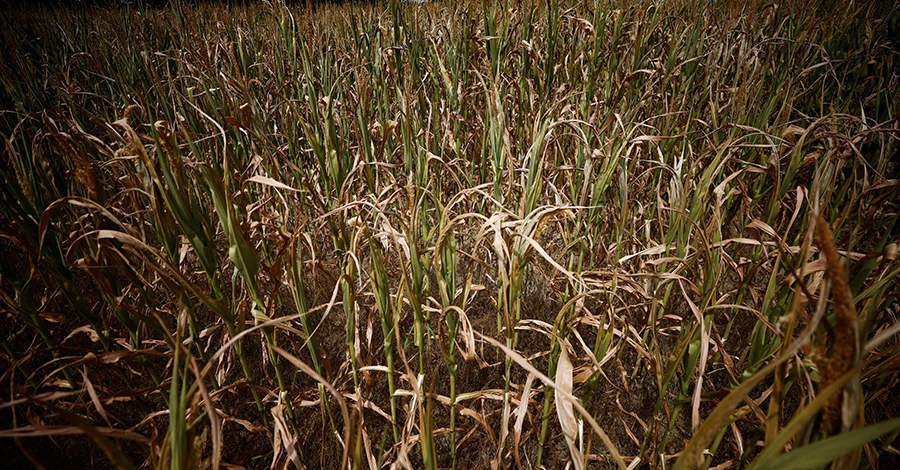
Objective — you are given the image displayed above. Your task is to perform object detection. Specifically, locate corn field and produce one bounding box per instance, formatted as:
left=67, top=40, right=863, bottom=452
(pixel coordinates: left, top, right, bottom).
left=1, top=0, right=899, bottom=468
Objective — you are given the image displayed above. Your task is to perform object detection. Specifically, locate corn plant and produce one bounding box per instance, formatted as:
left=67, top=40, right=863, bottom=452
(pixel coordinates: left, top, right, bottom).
left=1, top=1, right=899, bottom=469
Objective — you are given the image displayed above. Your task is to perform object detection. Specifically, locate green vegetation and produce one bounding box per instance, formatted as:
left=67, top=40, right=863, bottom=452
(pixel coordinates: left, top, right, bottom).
left=1, top=0, right=899, bottom=468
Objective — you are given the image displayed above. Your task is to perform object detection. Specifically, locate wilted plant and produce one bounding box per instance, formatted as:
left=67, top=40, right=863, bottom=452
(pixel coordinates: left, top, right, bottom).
left=1, top=1, right=899, bottom=469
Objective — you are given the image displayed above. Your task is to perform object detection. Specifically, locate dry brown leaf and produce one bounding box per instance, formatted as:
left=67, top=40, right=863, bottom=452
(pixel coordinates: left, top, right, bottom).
left=555, top=342, right=584, bottom=470
left=514, top=373, right=535, bottom=470
left=271, top=403, right=304, bottom=470
left=81, top=365, right=111, bottom=427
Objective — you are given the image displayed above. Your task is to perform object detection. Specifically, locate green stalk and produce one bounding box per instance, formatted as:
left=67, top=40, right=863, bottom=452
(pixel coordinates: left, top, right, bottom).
left=369, top=235, right=399, bottom=444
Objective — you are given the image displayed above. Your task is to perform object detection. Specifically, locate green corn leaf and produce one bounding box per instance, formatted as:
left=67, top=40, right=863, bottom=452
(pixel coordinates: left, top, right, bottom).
left=760, top=418, right=900, bottom=470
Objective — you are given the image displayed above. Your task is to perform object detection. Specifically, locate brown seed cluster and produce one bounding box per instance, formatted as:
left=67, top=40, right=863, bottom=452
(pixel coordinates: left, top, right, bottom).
left=43, top=113, right=103, bottom=202
left=808, top=216, right=858, bottom=434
